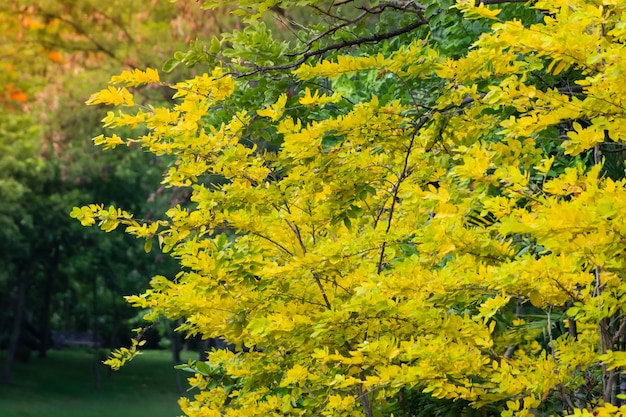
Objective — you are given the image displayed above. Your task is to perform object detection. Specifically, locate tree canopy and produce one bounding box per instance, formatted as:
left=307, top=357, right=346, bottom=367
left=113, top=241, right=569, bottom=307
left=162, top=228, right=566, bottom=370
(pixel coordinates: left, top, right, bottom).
left=77, top=0, right=626, bottom=416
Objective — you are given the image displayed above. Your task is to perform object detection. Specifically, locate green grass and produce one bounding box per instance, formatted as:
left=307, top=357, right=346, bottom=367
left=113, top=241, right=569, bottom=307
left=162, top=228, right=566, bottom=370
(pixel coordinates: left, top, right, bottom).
left=0, top=349, right=196, bottom=417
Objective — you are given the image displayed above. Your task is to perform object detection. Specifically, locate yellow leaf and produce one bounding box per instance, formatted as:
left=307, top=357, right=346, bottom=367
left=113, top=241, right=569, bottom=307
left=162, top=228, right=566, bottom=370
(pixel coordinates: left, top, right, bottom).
left=529, top=290, right=542, bottom=308
left=599, top=351, right=626, bottom=370
left=256, top=93, right=288, bottom=121
left=299, top=87, right=342, bottom=106
left=86, top=86, right=134, bottom=107
left=110, top=68, right=160, bottom=87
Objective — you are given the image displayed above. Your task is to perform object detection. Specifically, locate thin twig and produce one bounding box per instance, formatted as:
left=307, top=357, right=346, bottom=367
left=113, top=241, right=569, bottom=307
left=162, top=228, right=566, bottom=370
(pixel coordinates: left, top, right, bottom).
left=313, top=273, right=332, bottom=310
left=251, top=232, right=293, bottom=256
left=376, top=115, right=427, bottom=273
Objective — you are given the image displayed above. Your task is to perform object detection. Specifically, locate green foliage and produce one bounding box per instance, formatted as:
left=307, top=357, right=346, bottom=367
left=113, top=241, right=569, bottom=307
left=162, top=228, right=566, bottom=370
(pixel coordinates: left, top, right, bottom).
left=0, top=113, right=45, bottom=234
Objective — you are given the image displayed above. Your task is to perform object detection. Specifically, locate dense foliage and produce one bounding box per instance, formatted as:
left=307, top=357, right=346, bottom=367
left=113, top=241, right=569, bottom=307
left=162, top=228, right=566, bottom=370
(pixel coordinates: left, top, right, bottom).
left=78, top=0, right=626, bottom=415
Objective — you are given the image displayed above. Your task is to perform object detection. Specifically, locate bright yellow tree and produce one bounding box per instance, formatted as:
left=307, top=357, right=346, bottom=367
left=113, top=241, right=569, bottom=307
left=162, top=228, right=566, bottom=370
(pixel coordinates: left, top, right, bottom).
left=75, top=0, right=626, bottom=416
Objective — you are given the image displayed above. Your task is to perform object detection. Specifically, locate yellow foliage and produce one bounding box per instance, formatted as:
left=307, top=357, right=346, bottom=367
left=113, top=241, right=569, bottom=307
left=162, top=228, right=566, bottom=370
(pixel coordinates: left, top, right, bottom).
left=256, top=93, right=287, bottom=121
left=110, top=68, right=160, bottom=87
left=75, top=1, right=626, bottom=416
left=102, top=339, right=145, bottom=371
left=85, top=86, right=134, bottom=106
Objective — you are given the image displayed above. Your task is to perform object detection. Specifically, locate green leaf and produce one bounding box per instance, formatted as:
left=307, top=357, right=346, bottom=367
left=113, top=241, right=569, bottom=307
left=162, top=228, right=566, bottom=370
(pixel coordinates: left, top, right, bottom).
left=194, top=361, right=213, bottom=376
left=162, top=58, right=180, bottom=73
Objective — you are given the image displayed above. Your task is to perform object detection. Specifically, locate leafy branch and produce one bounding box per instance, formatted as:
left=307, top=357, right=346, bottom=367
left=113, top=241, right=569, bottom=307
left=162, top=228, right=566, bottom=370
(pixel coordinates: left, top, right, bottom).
left=230, top=17, right=428, bottom=78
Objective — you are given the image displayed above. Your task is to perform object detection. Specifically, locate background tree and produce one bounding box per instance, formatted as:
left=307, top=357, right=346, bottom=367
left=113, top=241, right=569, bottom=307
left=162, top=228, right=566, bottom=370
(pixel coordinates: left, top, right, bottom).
left=0, top=0, right=237, bottom=383
left=79, top=0, right=626, bottom=416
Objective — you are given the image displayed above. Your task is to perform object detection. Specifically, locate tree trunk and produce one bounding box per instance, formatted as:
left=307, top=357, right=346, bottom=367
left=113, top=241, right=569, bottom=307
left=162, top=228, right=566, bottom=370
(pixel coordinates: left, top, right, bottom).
left=170, top=319, right=184, bottom=393
left=92, top=274, right=100, bottom=389
left=2, top=270, right=29, bottom=384
left=38, top=254, right=56, bottom=358
left=172, top=319, right=182, bottom=364
left=198, top=338, right=209, bottom=361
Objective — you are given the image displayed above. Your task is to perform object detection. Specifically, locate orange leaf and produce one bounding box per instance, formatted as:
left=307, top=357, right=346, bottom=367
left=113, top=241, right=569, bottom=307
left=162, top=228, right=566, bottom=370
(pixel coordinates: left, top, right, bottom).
left=22, top=16, right=45, bottom=30
left=47, top=51, right=63, bottom=63
left=10, top=90, right=28, bottom=102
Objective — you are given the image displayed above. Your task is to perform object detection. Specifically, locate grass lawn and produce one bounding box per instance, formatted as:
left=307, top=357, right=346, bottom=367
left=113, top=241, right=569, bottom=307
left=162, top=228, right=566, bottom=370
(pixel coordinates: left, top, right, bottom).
left=0, top=349, right=196, bottom=417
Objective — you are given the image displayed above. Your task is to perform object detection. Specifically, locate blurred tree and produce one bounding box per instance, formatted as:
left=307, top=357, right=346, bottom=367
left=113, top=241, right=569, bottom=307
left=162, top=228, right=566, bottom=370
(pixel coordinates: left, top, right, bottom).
left=0, top=0, right=237, bottom=383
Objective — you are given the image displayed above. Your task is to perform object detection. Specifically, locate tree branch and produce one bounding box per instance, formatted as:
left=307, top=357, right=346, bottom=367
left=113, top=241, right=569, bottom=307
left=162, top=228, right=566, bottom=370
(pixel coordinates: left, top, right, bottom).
left=376, top=114, right=431, bottom=273
left=480, top=0, right=529, bottom=4
left=37, top=9, right=124, bottom=66
left=313, top=272, right=333, bottom=310
left=251, top=232, right=293, bottom=256
left=231, top=18, right=428, bottom=78
left=358, top=370, right=375, bottom=417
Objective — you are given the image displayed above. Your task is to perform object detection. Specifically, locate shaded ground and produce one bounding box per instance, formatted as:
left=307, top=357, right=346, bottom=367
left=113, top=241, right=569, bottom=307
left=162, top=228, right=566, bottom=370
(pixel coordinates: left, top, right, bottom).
left=0, top=349, right=195, bottom=417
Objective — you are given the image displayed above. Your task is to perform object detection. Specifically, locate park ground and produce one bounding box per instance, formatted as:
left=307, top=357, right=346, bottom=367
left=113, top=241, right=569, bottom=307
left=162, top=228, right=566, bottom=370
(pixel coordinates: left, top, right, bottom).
left=0, top=349, right=194, bottom=417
